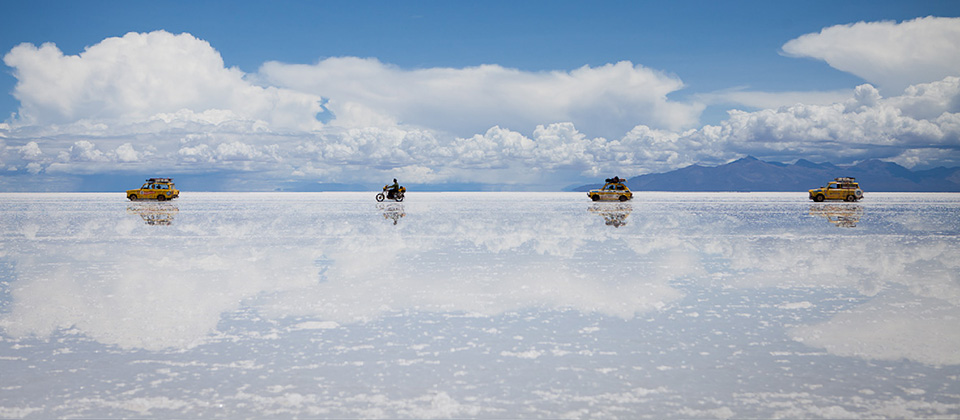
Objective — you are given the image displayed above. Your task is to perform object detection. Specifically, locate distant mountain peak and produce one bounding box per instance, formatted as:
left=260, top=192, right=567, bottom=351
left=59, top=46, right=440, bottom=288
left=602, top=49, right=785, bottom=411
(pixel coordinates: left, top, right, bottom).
left=794, top=159, right=822, bottom=168
left=854, top=159, right=905, bottom=169
left=571, top=157, right=960, bottom=192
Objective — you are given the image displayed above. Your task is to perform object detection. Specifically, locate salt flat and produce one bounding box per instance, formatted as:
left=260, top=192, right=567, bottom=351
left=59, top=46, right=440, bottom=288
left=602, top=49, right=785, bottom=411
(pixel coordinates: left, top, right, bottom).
left=0, top=192, right=958, bottom=418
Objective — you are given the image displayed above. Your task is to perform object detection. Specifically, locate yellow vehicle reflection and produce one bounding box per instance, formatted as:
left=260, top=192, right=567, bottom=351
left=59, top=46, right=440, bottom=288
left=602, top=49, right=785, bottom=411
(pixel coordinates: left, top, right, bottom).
left=809, top=204, right=863, bottom=228
left=378, top=203, right=405, bottom=225
left=127, top=203, right=179, bottom=226
left=588, top=203, right=632, bottom=228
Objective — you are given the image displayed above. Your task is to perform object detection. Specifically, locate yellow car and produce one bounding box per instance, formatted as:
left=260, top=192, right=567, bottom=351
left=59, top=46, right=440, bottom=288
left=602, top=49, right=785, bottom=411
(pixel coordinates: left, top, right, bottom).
left=587, top=177, right=633, bottom=202
left=808, top=177, right=863, bottom=202
left=126, top=178, right=179, bottom=201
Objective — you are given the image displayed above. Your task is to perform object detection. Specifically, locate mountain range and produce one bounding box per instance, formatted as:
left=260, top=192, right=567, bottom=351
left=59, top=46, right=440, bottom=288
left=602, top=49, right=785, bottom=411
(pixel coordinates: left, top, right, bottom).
left=573, top=157, right=960, bottom=192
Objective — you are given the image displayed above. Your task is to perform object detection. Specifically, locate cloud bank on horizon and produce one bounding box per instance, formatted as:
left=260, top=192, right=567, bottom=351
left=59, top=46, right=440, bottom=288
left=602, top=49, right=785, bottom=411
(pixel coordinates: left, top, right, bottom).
left=1, top=17, right=959, bottom=190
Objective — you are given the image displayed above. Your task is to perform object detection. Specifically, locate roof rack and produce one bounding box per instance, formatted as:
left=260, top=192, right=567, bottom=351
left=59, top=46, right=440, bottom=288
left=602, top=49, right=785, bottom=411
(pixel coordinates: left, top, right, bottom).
left=146, top=178, right=173, bottom=183
left=834, top=177, right=856, bottom=183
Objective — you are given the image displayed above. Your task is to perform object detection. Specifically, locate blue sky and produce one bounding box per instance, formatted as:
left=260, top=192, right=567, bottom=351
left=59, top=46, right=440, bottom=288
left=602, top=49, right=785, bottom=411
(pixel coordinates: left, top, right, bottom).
left=1, top=0, right=959, bottom=191
left=2, top=1, right=923, bottom=111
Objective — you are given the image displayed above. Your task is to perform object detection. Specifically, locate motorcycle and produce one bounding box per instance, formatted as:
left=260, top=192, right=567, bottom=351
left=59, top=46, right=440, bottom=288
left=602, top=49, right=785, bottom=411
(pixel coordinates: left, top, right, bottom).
left=376, top=185, right=405, bottom=202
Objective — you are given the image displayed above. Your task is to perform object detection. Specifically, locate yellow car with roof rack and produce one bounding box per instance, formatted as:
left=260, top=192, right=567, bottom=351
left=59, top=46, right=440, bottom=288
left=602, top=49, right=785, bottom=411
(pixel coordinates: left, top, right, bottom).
left=126, top=178, right=179, bottom=201
left=587, top=177, right=633, bottom=202
left=808, top=177, right=863, bottom=202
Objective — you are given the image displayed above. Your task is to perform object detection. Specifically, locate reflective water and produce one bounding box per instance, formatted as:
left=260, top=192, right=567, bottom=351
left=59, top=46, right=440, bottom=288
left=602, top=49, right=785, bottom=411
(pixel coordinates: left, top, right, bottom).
left=1, top=192, right=958, bottom=418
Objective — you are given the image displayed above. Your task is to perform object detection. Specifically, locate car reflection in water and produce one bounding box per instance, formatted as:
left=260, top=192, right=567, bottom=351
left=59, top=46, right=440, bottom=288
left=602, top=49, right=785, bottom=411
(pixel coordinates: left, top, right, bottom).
left=588, top=203, right=632, bottom=228
left=378, top=203, right=405, bottom=225
left=127, top=202, right=179, bottom=226
left=809, top=203, right=863, bottom=228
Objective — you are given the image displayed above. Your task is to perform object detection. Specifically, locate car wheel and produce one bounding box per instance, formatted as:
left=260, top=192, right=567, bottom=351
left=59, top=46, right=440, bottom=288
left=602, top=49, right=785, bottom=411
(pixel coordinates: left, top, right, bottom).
left=157, top=195, right=166, bottom=201
left=128, top=194, right=137, bottom=201
left=814, top=194, right=825, bottom=202
left=376, top=193, right=385, bottom=202
left=619, top=195, right=628, bottom=202
left=591, top=194, right=600, bottom=201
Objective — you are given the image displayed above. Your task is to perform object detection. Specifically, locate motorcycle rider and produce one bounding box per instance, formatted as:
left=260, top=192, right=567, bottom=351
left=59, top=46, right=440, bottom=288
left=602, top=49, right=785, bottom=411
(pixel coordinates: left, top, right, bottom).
left=387, top=178, right=400, bottom=199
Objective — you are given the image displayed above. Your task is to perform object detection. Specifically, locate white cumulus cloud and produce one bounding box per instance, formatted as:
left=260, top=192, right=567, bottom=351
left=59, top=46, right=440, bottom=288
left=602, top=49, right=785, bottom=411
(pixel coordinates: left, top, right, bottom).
left=115, top=143, right=140, bottom=162
left=1, top=22, right=959, bottom=189
left=59, top=140, right=108, bottom=162
left=705, top=78, right=960, bottom=166
left=3, top=30, right=325, bottom=131
left=257, top=58, right=702, bottom=138
left=782, top=16, right=960, bottom=94
left=19, top=141, right=43, bottom=160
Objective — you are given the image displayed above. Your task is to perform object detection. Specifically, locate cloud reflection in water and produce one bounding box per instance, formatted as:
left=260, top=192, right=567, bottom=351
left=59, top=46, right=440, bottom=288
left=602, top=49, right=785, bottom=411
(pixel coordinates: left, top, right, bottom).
left=0, top=193, right=957, bottom=356
left=0, top=192, right=958, bottom=417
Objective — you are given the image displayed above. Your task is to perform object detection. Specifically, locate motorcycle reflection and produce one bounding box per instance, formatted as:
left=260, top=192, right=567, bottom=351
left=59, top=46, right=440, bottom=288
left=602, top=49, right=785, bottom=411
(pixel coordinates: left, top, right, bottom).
left=127, top=202, right=179, bottom=226
left=809, top=203, right=863, bottom=228
left=378, top=203, right=406, bottom=225
left=588, top=203, right=632, bottom=228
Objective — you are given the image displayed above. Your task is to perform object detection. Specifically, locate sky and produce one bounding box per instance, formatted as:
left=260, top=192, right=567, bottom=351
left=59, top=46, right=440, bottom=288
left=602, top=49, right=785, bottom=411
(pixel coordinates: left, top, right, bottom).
left=1, top=0, right=959, bottom=191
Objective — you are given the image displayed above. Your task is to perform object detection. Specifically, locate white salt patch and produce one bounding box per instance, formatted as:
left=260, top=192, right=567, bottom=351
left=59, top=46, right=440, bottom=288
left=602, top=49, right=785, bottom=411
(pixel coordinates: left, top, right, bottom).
left=20, top=224, right=39, bottom=239
left=678, top=406, right=735, bottom=419
left=291, top=321, right=340, bottom=330
left=901, top=387, right=926, bottom=396
left=501, top=349, right=543, bottom=359
left=0, top=407, right=42, bottom=418
left=778, top=301, right=814, bottom=310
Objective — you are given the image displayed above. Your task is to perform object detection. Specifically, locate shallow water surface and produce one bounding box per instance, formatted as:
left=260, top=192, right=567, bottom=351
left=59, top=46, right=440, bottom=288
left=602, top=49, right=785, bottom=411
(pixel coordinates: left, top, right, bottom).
left=1, top=192, right=958, bottom=418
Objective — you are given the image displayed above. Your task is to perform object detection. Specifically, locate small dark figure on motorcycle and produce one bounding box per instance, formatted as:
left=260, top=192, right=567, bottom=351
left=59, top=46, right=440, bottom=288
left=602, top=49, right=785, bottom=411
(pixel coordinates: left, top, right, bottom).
left=376, top=179, right=405, bottom=202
